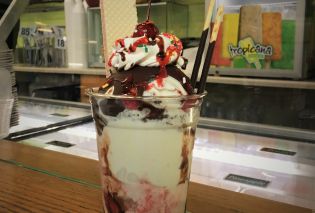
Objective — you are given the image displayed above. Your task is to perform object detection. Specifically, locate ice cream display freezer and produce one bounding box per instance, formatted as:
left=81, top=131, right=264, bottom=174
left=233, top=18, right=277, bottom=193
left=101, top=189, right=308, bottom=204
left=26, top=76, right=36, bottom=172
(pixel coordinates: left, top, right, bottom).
left=6, top=98, right=315, bottom=211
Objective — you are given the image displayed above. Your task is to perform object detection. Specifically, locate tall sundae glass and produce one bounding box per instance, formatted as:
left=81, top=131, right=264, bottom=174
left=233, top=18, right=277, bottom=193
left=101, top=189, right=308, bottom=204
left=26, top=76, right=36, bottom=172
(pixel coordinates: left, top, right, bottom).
left=88, top=90, right=204, bottom=213
left=87, top=3, right=205, bottom=212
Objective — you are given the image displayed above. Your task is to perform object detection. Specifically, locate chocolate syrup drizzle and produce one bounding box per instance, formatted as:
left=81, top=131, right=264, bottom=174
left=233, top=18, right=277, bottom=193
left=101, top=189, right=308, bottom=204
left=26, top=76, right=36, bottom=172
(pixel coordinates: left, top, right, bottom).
left=100, top=66, right=193, bottom=97
left=91, top=96, right=107, bottom=136
left=178, top=127, right=196, bottom=184
left=101, top=146, right=126, bottom=213
left=99, top=66, right=193, bottom=120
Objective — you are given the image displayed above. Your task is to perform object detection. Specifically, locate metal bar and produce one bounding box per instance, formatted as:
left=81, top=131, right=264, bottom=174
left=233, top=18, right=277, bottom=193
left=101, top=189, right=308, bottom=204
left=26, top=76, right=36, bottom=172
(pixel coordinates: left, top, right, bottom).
left=206, top=76, right=315, bottom=90
left=136, top=2, right=167, bottom=7
left=13, top=66, right=106, bottom=75
left=18, top=96, right=91, bottom=109
left=25, top=6, right=64, bottom=13
left=6, top=115, right=93, bottom=141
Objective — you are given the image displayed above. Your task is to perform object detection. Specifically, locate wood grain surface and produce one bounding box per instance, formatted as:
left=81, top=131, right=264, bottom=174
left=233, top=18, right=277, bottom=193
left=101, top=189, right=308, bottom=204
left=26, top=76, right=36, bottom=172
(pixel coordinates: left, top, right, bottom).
left=0, top=161, right=102, bottom=213
left=187, top=182, right=311, bottom=213
left=0, top=140, right=100, bottom=184
left=0, top=140, right=312, bottom=213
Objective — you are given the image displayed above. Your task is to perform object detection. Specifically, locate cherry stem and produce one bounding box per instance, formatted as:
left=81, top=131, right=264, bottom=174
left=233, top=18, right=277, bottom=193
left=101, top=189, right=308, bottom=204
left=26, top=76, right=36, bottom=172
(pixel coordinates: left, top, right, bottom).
left=146, top=0, right=152, bottom=21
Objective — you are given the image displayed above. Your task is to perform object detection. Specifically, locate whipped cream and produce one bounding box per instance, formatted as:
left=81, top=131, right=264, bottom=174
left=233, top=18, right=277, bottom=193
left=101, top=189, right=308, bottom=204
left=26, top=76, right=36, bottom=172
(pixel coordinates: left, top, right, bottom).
left=108, top=33, right=187, bottom=71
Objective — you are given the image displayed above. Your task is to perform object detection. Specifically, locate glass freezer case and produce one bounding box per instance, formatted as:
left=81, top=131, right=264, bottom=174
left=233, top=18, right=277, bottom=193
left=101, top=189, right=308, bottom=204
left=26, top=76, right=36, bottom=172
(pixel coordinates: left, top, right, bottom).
left=6, top=97, right=315, bottom=211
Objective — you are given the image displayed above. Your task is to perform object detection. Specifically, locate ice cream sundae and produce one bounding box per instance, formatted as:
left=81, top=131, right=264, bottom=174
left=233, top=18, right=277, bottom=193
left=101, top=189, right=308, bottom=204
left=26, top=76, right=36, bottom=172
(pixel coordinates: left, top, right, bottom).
left=87, top=2, right=205, bottom=212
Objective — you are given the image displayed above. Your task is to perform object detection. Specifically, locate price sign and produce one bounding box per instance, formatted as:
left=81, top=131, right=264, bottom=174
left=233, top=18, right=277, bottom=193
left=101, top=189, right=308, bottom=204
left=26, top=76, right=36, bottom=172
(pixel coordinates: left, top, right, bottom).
left=19, top=27, right=36, bottom=37
left=55, top=37, right=66, bottom=49
left=52, top=26, right=65, bottom=37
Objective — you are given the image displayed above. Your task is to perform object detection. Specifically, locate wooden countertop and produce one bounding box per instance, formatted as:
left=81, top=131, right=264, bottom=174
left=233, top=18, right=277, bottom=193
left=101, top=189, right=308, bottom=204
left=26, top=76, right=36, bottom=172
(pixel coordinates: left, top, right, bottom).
left=0, top=140, right=311, bottom=213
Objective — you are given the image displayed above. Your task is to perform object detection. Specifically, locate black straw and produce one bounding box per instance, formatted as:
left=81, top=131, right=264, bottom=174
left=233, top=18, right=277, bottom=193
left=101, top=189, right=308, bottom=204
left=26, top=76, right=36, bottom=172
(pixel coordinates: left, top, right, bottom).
left=197, top=6, right=224, bottom=94
left=190, top=29, right=209, bottom=89
left=146, top=0, right=152, bottom=21
left=190, top=0, right=216, bottom=90
left=197, top=41, right=215, bottom=94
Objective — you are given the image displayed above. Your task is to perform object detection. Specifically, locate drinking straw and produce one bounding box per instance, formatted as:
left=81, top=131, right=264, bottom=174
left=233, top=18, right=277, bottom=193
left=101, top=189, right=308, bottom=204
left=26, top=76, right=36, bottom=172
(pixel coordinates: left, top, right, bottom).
left=146, top=0, right=152, bottom=20
left=190, top=0, right=216, bottom=89
left=197, top=6, right=224, bottom=94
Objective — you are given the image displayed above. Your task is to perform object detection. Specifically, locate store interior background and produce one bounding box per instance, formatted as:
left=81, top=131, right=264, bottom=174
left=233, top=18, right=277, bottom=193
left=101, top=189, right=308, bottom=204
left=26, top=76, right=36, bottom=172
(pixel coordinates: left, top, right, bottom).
left=12, top=0, right=315, bottom=135
left=2, top=1, right=314, bottom=210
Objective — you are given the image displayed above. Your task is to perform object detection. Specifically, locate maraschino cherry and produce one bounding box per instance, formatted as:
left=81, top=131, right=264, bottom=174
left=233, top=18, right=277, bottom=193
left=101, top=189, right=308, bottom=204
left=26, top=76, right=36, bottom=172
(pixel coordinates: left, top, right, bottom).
left=133, top=20, right=159, bottom=39
left=132, top=0, right=159, bottom=40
